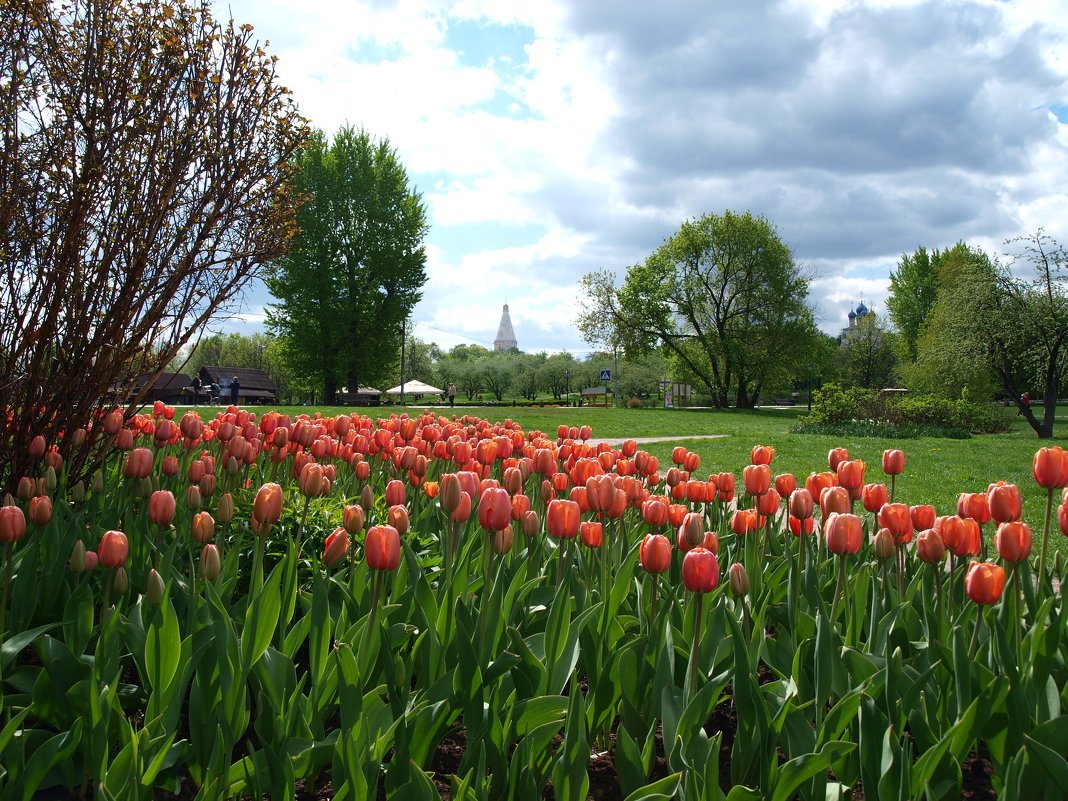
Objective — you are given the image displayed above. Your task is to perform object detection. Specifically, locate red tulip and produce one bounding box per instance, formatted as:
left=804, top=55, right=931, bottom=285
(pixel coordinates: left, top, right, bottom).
left=546, top=499, right=581, bottom=539
left=788, top=488, right=814, bottom=520
left=877, top=502, right=913, bottom=544
left=882, top=449, right=905, bottom=476
left=450, top=492, right=472, bottom=523
left=477, top=487, right=511, bottom=532
left=580, top=521, right=603, bottom=548
left=1059, top=502, right=1068, bottom=536
left=640, top=533, right=671, bottom=573
left=827, top=447, right=849, bottom=472
left=820, top=486, right=850, bottom=517
left=1033, top=446, right=1068, bottom=489
left=916, top=529, right=946, bottom=563
left=98, top=530, right=128, bottom=568
left=324, top=527, right=350, bottom=566
left=836, top=460, right=865, bottom=491
left=750, top=445, right=774, bottom=465
left=148, top=490, right=176, bottom=526
left=995, top=521, right=1032, bottom=562
left=0, top=506, right=27, bottom=542
left=757, top=488, right=781, bottom=517
left=730, top=509, right=759, bottom=536
left=958, top=492, right=991, bottom=525
left=861, top=483, right=889, bottom=514
left=965, top=562, right=1005, bottom=604
left=952, top=518, right=982, bottom=557
left=123, top=447, right=153, bottom=479
left=934, top=515, right=967, bottom=550
left=805, top=471, right=837, bottom=501
left=27, top=496, right=52, bottom=526
left=671, top=446, right=687, bottom=465
left=681, top=546, right=720, bottom=592
left=774, top=473, right=797, bottom=498
left=28, top=435, right=46, bottom=459
left=910, top=504, right=936, bottom=531
left=789, top=515, right=814, bottom=536
left=642, top=499, right=668, bottom=528
left=825, top=513, right=862, bottom=555
left=743, top=464, right=771, bottom=496
left=987, top=482, right=1022, bottom=523
left=387, top=505, right=409, bottom=536
left=343, top=504, right=365, bottom=535
left=365, top=524, right=400, bottom=571
left=383, top=478, right=406, bottom=507
left=715, top=472, right=735, bottom=502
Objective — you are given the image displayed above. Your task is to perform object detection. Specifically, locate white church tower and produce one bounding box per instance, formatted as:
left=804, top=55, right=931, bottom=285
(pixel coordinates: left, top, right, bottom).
left=494, top=304, right=518, bottom=351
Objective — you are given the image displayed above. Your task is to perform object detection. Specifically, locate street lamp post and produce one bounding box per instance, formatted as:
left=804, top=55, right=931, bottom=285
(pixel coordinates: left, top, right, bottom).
left=565, top=369, right=570, bottom=407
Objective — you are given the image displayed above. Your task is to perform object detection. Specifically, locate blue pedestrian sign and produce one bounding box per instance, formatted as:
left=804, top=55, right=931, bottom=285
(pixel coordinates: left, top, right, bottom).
left=599, top=369, right=611, bottom=381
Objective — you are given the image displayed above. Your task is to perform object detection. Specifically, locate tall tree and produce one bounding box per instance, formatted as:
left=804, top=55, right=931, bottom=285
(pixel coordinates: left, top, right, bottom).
left=0, top=0, right=304, bottom=487
left=579, top=211, right=818, bottom=408
left=838, top=312, right=897, bottom=389
left=265, top=126, right=428, bottom=403
left=886, top=246, right=939, bottom=361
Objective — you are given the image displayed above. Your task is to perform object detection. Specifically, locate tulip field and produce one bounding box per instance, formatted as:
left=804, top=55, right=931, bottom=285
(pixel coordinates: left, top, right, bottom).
left=2, top=405, right=1067, bottom=800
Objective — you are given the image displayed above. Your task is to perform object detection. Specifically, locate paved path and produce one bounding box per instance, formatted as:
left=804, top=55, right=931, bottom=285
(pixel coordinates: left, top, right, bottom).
left=588, top=434, right=728, bottom=447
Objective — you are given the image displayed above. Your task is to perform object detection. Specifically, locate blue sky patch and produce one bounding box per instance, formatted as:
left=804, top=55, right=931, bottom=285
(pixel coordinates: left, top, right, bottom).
left=443, top=18, right=533, bottom=69
left=1050, top=103, right=1068, bottom=123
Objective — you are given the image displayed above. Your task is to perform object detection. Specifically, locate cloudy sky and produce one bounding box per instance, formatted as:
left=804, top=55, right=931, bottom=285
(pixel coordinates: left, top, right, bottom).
left=211, top=0, right=1068, bottom=353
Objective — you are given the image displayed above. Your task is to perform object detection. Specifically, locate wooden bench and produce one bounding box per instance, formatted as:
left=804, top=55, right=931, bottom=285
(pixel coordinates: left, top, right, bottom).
left=579, top=387, right=611, bottom=408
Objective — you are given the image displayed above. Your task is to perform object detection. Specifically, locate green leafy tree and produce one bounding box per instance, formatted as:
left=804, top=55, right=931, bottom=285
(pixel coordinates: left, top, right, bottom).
left=886, top=246, right=940, bottom=361
left=838, top=312, right=898, bottom=389
left=579, top=211, right=818, bottom=408
left=536, top=353, right=580, bottom=400
left=265, top=127, right=428, bottom=403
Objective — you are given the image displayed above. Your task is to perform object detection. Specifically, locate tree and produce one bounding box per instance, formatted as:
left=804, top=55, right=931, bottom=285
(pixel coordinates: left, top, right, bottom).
left=838, top=312, right=897, bottom=389
left=886, top=246, right=940, bottom=361
left=0, top=0, right=305, bottom=486
left=536, top=353, right=580, bottom=400
left=265, top=126, right=428, bottom=403
left=579, top=211, right=818, bottom=408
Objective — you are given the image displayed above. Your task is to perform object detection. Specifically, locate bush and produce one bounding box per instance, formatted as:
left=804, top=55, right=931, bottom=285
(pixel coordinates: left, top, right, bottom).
left=794, top=383, right=1013, bottom=437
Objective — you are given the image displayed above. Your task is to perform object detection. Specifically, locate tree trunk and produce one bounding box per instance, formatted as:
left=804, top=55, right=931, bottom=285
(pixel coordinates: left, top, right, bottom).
left=324, top=374, right=337, bottom=405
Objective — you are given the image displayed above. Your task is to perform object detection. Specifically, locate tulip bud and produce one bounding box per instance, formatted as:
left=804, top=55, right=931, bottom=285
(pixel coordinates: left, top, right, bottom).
left=493, top=526, right=514, bottom=554
left=191, top=511, right=215, bottom=542
left=872, top=528, right=896, bottom=560
left=148, top=490, right=176, bottom=526
left=521, top=509, right=540, bottom=538
left=916, top=529, right=946, bottom=563
left=387, top=505, right=409, bottom=536
left=216, top=493, right=234, bottom=523
left=113, top=566, right=130, bottom=594
left=69, top=539, right=87, bottom=573
left=71, top=481, right=86, bottom=503
left=186, top=485, right=202, bottom=511
left=99, top=530, right=128, bottom=568
left=324, top=527, right=350, bottom=566
left=728, top=562, right=750, bottom=597
left=137, top=476, right=153, bottom=498
left=0, top=506, right=27, bottom=542
left=28, top=495, right=52, bottom=526
left=253, top=483, right=284, bottom=525
left=71, top=428, right=87, bottom=448
left=44, top=466, right=57, bottom=493
left=16, top=476, right=33, bottom=501
left=680, top=511, right=704, bottom=549
left=85, top=550, right=99, bottom=571
left=146, top=568, right=165, bottom=604
left=360, top=483, right=374, bottom=512
left=199, top=544, right=221, bottom=580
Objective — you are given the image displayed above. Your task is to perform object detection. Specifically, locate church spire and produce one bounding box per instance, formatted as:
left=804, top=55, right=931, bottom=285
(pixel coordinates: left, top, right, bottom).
left=494, top=304, right=517, bottom=351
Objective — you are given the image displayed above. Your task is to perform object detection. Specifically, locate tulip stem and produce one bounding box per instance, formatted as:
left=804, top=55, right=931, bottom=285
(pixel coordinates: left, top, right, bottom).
left=970, top=605, right=983, bottom=657
left=648, top=574, right=658, bottom=635
left=687, top=592, right=704, bottom=704
left=251, top=530, right=267, bottom=596
left=1040, top=487, right=1053, bottom=588
left=829, top=555, right=847, bottom=629
left=0, top=541, right=12, bottom=638
left=889, top=474, right=896, bottom=504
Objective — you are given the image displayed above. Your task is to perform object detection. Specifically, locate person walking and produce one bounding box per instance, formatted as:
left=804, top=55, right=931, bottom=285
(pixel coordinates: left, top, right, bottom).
left=229, top=376, right=240, bottom=405
left=447, top=382, right=457, bottom=408
left=191, top=375, right=201, bottom=406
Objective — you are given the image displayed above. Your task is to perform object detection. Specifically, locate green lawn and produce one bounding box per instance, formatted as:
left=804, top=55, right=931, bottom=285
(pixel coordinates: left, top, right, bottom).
left=258, top=403, right=1068, bottom=561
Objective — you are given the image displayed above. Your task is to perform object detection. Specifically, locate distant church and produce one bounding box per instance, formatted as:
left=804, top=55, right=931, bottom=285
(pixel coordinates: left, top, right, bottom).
left=838, top=300, right=871, bottom=342
left=494, top=304, right=518, bottom=351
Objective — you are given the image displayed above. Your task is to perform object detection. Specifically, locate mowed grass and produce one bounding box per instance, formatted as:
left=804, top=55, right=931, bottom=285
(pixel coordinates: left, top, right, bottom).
left=261, top=402, right=1068, bottom=562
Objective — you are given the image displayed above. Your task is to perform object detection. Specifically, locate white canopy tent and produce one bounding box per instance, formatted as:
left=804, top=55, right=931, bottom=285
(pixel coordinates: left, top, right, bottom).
left=384, top=380, right=443, bottom=395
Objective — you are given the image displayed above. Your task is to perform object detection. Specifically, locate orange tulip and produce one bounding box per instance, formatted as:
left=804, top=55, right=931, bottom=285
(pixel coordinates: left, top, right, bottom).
left=0, top=506, right=27, bottom=542
left=757, top=488, right=781, bottom=517
left=861, top=483, right=889, bottom=514
left=546, top=499, right=581, bottom=539
left=916, top=529, right=946, bottom=563
left=877, top=502, right=913, bottom=544
left=343, top=504, right=365, bottom=535
left=882, top=449, right=905, bottom=476
left=667, top=503, right=687, bottom=528
left=957, top=492, right=991, bottom=525
left=716, top=472, right=736, bottom=502
left=365, top=524, right=400, bottom=571
left=789, top=515, right=814, bottom=536
left=743, top=464, right=771, bottom=496
left=98, top=530, right=129, bottom=568
left=827, top=447, right=849, bottom=472
left=1033, top=446, right=1068, bottom=489
left=910, top=504, right=936, bottom=531
left=324, top=527, right=349, bottom=566
left=825, top=513, right=862, bottom=555
left=805, top=471, right=837, bottom=501
left=1059, top=502, right=1068, bottom=536
left=750, top=445, right=774, bottom=465
left=730, top=509, right=759, bottom=536
left=642, top=499, right=668, bottom=528
left=965, top=562, right=1005, bottom=604
left=253, top=483, right=284, bottom=526
left=387, top=505, right=409, bottom=536
left=681, top=546, right=720, bottom=592
left=450, top=492, right=472, bottom=523
left=987, top=482, right=1022, bottom=523
left=191, top=511, right=215, bottom=542
left=934, top=515, right=967, bottom=550
left=995, top=521, right=1032, bottom=562
left=640, top=533, right=671, bottom=573
left=384, top=478, right=406, bottom=507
